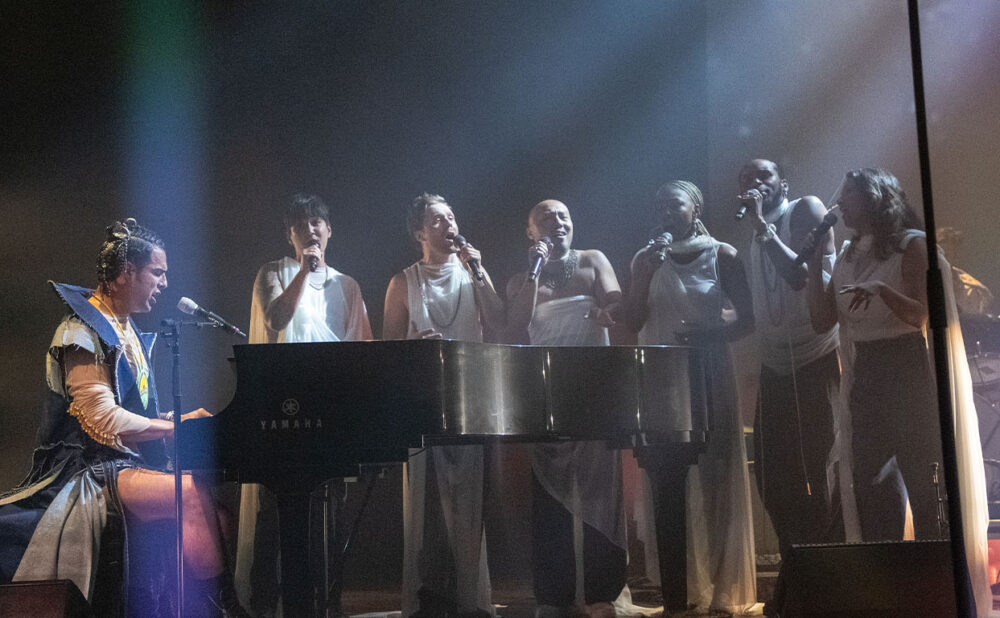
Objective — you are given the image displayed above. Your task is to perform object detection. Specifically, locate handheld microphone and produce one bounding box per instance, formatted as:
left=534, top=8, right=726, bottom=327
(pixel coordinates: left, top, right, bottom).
left=177, top=297, right=247, bottom=338
left=451, top=234, right=485, bottom=283
left=527, top=237, right=553, bottom=282
left=306, top=239, right=320, bottom=272
left=735, top=188, right=762, bottom=221
left=793, top=212, right=839, bottom=266
left=648, top=230, right=673, bottom=263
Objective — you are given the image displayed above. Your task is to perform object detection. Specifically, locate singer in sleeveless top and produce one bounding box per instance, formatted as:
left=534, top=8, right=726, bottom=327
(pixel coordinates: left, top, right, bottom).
left=384, top=193, right=506, bottom=618
left=737, top=159, right=841, bottom=559
left=505, top=200, right=631, bottom=616
left=806, top=168, right=990, bottom=615
left=624, top=181, right=758, bottom=614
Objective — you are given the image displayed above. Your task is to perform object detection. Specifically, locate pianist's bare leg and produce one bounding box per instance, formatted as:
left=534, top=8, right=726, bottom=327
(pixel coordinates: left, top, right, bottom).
left=117, top=467, right=251, bottom=616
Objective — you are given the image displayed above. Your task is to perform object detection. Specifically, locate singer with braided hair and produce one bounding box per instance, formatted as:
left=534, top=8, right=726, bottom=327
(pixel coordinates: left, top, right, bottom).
left=624, top=180, right=758, bottom=614
left=0, top=218, right=250, bottom=617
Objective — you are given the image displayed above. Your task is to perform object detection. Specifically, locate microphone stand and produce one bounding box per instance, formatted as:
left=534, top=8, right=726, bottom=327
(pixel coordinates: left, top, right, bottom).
left=159, top=317, right=228, bottom=618
left=906, top=1, right=974, bottom=615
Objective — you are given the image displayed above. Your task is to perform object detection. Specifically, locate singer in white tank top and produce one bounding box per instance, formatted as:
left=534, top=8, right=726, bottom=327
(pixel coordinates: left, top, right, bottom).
left=383, top=194, right=506, bottom=617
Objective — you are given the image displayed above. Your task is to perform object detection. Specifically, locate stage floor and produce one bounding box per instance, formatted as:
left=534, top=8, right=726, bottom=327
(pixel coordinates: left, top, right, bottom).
left=340, top=574, right=775, bottom=618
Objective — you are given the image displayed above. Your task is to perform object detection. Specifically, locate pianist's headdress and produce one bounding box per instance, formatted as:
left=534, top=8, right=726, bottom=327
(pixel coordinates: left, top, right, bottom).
left=96, top=218, right=164, bottom=292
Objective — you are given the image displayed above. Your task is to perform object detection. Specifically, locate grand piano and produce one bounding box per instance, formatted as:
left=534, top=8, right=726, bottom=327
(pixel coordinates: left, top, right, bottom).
left=179, top=340, right=710, bottom=616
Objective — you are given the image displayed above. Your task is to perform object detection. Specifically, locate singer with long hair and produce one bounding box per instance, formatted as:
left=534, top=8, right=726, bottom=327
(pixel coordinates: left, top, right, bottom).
left=624, top=180, right=758, bottom=614
left=383, top=192, right=505, bottom=618
left=237, top=193, right=373, bottom=616
left=805, top=168, right=990, bottom=612
left=0, top=218, right=249, bottom=616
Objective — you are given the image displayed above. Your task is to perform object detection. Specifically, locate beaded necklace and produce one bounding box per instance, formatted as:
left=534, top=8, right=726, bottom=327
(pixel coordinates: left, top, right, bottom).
left=90, top=293, right=150, bottom=409
left=539, top=249, right=579, bottom=290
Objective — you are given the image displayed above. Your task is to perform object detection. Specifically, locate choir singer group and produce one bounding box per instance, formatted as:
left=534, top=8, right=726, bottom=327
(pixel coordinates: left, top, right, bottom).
left=0, top=158, right=989, bottom=618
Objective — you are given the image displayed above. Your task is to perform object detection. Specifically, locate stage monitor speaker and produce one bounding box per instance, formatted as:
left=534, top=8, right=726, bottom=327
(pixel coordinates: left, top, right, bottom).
left=780, top=539, right=955, bottom=617
left=0, top=579, right=93, bottom=618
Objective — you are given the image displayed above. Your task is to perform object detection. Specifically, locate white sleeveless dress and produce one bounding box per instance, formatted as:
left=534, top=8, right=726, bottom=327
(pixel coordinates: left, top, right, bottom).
left=637, top=241, right=758, bottom=614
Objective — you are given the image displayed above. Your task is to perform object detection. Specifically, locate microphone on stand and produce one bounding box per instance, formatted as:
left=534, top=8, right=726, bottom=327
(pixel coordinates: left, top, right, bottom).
left=527, top=237, right=553, bottom=282
left=735, top=188, right=762, bottom=221
left=177, top=297, right=247, bottom=338
left=306, top=239, right=320, bottom=272
left=648, top=230, right=673, bottom=263
left=793, top=210, right=839, bottom=266
left=451, top=234, right=485, bottom=283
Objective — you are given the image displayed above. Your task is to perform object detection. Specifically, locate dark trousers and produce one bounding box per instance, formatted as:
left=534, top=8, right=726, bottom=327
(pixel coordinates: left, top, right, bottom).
left=754, top=350, right=840, bottom=554
left=530, top=474, right=626, bottom=607
left=850, top=334, right=944, bottom=541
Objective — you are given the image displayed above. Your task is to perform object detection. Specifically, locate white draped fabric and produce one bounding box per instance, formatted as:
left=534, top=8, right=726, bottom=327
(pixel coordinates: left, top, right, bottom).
left=527, top=295, right=627, bottom=609
left=401, top=257, right=492, bottom=617
left=528, top=295, right=610, bottom=348
left=635, top=240, right=758, bottom=614
left=403, top=256, right=482, bottom=342
left=829, top=231, right=990, bottom=616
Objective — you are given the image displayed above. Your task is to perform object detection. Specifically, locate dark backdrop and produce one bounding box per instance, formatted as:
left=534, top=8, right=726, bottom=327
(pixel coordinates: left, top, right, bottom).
left=3, top=0, right=999, bottom=589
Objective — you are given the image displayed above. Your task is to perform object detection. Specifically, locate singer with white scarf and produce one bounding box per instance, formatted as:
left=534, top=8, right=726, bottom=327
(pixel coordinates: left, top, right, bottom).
left=624, top=181, right=759, bottom=615
left=505, top=199, right=627, bottom=618
left=383, top=192, right=505, bottom=618
left=237, top=193, right=373, bottom=617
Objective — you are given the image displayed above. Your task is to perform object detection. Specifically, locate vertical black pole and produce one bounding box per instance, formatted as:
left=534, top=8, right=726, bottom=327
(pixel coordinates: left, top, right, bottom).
left=906, top=1, right=974, bottom=615
left=167, top=324, right=185, bottom=618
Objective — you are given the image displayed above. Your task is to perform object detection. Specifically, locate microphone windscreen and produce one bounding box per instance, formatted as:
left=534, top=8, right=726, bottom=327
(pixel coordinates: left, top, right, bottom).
left=177, top=297, right=198, bottom=315
left=452, top=234, right=467, bottom=248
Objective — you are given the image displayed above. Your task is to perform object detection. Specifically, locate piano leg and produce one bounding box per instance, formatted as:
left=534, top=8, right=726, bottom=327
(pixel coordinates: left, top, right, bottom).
left=276, top=490, right=315, bottom=617
left=636, top=446, right=695, bottom=612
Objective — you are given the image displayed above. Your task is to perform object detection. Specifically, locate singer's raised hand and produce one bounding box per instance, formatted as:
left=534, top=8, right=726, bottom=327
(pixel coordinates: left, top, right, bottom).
left=300, top=242, right=323, bottom=271
left=737, top=188, right=766, bottom=232
left=458, top=244, right=481, bottom=269
left=528, top=238, right=551, bottom=267
left=647, top=235, right=671, bottom=261
left=632, top=238, right=667, bottom=280
left=801, top=224, right=834, bottom=271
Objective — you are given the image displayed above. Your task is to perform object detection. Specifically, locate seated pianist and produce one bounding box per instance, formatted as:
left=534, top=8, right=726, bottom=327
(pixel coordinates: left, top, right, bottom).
left=0, top=218, right=250, bottom=617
